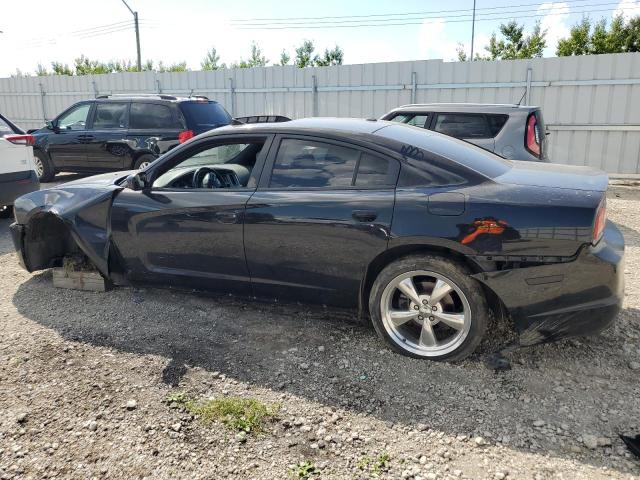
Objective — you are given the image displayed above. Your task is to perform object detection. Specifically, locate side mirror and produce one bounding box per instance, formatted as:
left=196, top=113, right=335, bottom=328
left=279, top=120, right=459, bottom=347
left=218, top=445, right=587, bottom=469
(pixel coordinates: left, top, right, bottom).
left=124, top=172, right=149, bottom=191
left=46, top=120, right=59, bottom=132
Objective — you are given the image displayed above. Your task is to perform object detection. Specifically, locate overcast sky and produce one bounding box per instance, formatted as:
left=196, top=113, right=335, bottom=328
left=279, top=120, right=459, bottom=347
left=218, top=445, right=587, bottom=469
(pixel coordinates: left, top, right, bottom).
left=1, top=0, right=639, bottom=77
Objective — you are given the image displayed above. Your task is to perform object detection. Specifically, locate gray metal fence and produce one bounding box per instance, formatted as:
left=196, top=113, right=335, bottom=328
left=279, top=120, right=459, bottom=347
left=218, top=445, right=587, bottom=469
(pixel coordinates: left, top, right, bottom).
left=2, top=52, right=640, bottom=173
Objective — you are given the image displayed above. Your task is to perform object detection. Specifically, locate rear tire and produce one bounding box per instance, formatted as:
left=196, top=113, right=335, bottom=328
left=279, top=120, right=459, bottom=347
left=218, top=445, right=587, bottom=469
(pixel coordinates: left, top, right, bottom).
left=369, top=254, right=488, bottom=362
left=0, top=205, right=13, bottom=219
left=33, top=150, right=55, bottom=182
left=133, top=154, right=156, bottom=170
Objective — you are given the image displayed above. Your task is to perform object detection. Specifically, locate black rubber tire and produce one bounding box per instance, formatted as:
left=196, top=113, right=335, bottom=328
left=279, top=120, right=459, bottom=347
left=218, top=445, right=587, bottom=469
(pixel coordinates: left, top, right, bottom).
left=34, top=150, right=55, bottom=182
left=0, top=205, right=13, bottom=219
left=369, top=254, right=489, bottom=362
left=133, top=154, right=156, bottom=170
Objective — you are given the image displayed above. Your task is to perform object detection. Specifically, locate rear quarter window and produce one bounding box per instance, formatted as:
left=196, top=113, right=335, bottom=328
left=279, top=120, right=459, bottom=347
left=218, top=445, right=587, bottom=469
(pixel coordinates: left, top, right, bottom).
left=179, top=102, right=232, bottom=130
left=130, top=103, right=181, bottom=129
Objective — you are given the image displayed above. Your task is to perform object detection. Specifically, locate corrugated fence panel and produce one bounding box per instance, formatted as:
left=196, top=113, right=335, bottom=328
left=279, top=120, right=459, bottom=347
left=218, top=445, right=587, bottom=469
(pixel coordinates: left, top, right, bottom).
left=2, top=53, right=640, bottom=173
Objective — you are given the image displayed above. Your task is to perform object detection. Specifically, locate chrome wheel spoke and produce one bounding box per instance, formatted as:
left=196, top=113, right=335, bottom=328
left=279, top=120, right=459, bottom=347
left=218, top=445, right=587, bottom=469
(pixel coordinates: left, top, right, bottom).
left=389, top=309, right=418, bottom=327
left=397, top=277, right=421, bottom=305
left=419, top=320, right=437, bottom=347
left=434, top=312, right=465, bottom=330
left=429, top=278, right=452, bottom=305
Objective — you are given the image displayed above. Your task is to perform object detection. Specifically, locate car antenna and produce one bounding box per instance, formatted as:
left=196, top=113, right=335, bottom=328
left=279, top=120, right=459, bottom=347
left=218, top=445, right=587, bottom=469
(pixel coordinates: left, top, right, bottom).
left=516, top=88, right=527, bottom=106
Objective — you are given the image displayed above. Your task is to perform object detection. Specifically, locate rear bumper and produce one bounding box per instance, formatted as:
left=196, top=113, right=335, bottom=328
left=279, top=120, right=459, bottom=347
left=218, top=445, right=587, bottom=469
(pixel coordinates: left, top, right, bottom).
left=473, top=220, right=624, bottom=346
left=0, top=170, right=39, bottom=206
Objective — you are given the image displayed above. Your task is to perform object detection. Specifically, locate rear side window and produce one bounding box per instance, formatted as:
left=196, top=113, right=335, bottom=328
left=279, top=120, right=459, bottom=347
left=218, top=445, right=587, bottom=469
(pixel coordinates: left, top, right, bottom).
left=487, top=114, right=509, bottom=136
left=434, top=113, right=489, bottom=138
left=179, top=101, right=232, bottom=130
left=270, top=139, right=396, bottom=189
left=270, top=139, right=359, bottom=188
left=93, top=103, right=127, bottom=129
left=130, top=103, right=181, bottom=129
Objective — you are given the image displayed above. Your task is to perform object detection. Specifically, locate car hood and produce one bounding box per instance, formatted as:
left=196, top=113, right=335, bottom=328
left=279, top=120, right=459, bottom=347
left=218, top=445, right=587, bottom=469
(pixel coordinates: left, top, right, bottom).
left=58, top=170, right=136, bottom=188
left=495, top=160, right=608, bottom=192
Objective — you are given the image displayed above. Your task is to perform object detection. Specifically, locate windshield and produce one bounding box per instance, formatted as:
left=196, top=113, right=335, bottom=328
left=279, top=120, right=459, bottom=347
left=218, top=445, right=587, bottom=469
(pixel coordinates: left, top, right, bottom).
left=179, top=101, right=232, bottom=131
left=376, top=123, right=512, bottom=179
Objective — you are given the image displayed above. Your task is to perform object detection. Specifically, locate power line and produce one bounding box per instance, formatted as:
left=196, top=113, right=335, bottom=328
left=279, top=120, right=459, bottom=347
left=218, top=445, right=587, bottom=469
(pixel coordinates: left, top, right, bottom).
left=234, top=6, right=632, bottom=30
left=230, top=0, right=600, bottom=22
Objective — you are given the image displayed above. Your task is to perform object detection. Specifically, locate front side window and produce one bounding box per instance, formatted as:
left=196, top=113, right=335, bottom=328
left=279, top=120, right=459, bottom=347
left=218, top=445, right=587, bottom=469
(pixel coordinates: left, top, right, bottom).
left=270, top=139, right=395, bottom=189
left=153, top=140, right=265, bottom=190
left=58, top=103, right=91, bottom=130
left=130, top=103, right=181, bottom=129
left=433, top=113, right=489, bottom=139
left=92, top=103, right=128, bottom=129
left=389, top=113, right=430, bottom=129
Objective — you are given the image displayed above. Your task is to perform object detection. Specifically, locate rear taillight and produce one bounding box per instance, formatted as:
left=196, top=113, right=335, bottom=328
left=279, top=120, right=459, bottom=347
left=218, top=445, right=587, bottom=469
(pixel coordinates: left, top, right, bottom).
left=593, top=198, right=606, bottom=245
left=178, top=130, right=194, bottom=143
left=525, top=113, right=540, bottom=158
left=4, top=134, right=35, bottom=146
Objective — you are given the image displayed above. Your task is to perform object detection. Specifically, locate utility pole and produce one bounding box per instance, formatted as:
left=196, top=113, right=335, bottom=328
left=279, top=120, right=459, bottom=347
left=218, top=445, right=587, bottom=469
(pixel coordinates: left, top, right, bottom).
left=470, top=0, right=476, bottom=61
left=121, top=0, right=141, bottom=71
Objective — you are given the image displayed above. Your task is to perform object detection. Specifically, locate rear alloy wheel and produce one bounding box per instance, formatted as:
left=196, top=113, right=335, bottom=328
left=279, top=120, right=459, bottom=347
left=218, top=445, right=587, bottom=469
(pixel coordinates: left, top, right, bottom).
left=33, top=150, right=55, bottom=182
left=369, top=255, right=488, bottom=361
left=133, top=154, right=156, bottom=170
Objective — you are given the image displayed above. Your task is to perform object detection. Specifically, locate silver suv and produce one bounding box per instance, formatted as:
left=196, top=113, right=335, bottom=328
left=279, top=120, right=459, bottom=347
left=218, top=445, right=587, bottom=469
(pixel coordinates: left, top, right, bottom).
left=381, top=103, right=548, bottom=162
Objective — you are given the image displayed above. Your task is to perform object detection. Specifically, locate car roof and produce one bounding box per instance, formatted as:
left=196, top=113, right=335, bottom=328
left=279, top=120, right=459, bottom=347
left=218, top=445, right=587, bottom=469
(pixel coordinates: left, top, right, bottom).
left=214, top=117, right=389, bottom=136
left=388, top=103, right=538, bottom=114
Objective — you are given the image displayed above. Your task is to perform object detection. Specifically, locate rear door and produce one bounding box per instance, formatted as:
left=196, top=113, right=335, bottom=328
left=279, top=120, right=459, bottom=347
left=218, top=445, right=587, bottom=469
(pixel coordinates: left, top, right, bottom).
left=431, top=113, right=495, bottom=151
left=244, top=135, right=399, bottom=307
left=84, top=102, right=130, bottom=171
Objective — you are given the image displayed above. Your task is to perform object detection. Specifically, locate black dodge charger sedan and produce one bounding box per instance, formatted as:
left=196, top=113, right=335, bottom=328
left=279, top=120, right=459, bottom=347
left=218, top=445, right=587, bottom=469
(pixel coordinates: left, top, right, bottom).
left=9, top=118, right=624, bottom=361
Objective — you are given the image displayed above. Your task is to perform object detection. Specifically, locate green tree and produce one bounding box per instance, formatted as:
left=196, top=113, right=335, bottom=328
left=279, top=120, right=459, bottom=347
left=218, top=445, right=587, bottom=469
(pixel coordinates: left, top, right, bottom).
left=35, top=64, right=49, bottom=76
left=157, top=61, right=188, bottom=72
left=483, top=20, right=546, bottom=60
left=315, top=45, right=344, bottom=66
left=557, top=15, right=640, bottom=56
left=279, top=49, right=291, bottom=66
left=247, top=42, right=268, bottom=67
left=294, top=40, right=316, bottom=67
left=51, top=62, right=74, bottom=75
left=201, top=47, right=224, bottom=70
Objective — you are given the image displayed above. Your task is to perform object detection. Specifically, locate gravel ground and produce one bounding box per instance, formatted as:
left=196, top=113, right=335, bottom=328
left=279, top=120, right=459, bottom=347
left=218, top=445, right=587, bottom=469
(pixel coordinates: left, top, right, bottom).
left=0, top=182, right=639, bottom=480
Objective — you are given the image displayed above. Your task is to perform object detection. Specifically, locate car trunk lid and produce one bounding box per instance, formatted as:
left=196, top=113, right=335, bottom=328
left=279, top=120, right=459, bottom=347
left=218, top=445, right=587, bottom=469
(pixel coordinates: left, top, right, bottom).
left=496, top=160, right=608, bottom=192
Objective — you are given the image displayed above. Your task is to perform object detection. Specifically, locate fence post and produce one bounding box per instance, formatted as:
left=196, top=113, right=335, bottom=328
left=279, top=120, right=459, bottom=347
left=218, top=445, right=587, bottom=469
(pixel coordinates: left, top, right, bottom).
left=411, top=71, right=417, bottom=104
left=92, top=80, right=99, bottom=98
left=525, top=67, right=532, bottom=105
left=38, top=83, right=47, bottom=123
left=228, top=77, right=236, bottom=116
left=312, top=74, right=318, bottom=117
left=156, top=78, right=162, bottom=94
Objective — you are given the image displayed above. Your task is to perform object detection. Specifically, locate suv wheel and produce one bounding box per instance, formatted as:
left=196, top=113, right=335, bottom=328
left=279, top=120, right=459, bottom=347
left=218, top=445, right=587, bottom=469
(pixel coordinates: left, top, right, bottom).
left=369, top=254, right=488, bottom=361
left=133, top=154, right=156, bottom=170
left=33, top=150, right=55, bottom=182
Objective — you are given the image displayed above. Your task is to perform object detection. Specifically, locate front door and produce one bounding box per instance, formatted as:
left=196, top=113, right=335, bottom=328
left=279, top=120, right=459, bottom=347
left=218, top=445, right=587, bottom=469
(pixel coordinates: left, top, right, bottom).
left=110, top=134, right=272, bottom=295
left=47, top=102, right=93, bottom=169
left=84, top=102, right=131, bottom=171
left=244, top=135, right=399, bottom=307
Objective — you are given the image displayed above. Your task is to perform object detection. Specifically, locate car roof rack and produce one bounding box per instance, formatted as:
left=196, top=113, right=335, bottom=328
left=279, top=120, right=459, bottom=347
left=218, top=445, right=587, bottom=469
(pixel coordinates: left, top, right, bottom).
left=95, top=93, right=179, bottom=101
left=233, top=115, right=291, bottom=124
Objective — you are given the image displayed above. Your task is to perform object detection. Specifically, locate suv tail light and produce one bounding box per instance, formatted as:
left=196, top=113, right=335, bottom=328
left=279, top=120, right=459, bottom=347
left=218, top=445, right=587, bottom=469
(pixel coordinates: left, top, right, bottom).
left=178, top=130, right=194, bottom=143
left=593, top=198, right=606, bottom=245
left=525, top=113, right=541, bottom=158
left=3, top=134, right=35, bottom=146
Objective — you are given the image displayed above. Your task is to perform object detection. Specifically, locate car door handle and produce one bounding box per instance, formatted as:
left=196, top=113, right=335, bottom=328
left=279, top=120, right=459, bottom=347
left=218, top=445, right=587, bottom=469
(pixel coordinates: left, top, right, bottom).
left=352, top=210, right=378, bottom=222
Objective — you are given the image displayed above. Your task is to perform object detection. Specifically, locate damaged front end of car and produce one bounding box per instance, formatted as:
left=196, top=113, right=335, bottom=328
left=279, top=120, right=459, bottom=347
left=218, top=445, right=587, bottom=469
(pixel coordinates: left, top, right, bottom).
left=10, top=176, right=126, bottom=278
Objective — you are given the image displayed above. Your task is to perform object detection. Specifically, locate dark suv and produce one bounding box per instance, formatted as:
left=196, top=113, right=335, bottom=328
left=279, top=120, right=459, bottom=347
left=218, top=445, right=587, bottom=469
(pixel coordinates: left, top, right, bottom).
left=31, top=95, right=232, bottom=182
left=381, top=103, right=548, bottom=162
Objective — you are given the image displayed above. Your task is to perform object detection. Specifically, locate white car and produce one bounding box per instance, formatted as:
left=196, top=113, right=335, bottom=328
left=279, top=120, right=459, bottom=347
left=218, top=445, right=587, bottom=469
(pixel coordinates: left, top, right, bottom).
left=0, top=114, right=39, bottom=218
